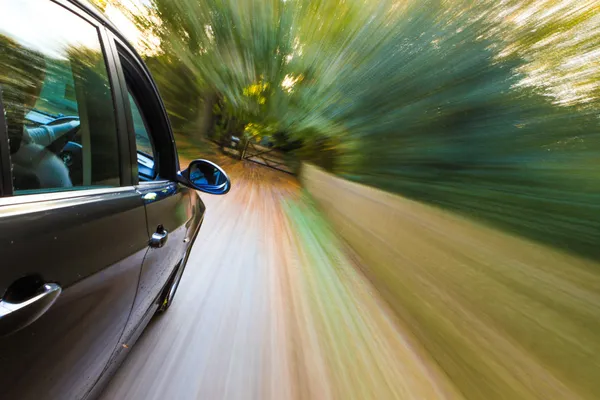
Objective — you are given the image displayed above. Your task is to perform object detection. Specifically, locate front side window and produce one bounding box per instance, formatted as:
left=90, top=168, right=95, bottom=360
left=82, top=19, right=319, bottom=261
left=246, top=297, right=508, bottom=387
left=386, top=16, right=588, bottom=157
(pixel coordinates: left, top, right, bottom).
left=0, top=0, right=120, bottom=195
left=127, top=89, right=156, bottom=180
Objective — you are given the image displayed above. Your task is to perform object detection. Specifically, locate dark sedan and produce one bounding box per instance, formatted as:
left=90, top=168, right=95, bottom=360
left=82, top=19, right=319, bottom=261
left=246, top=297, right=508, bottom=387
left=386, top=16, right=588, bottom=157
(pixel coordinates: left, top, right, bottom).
left=0, top=0, right=230, bottom=399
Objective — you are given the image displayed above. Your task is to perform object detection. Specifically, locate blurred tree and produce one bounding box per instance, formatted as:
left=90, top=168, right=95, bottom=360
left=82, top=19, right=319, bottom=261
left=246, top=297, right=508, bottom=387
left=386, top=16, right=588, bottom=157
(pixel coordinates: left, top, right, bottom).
left=143, top=54, right=202, bottom=132
left=97, top=0, right=600, bottom=259
left=278, top=0, right=600, bottom=259
left=488, top=0, right=600, bottom=109
left=91, top=0, right=108, bottom=12
left=132, top=0, right=297, bottom=142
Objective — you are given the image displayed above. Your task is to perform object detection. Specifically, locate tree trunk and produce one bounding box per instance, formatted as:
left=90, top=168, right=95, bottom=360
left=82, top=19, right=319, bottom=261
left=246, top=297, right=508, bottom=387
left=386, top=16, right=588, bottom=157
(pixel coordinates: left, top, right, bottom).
left=195, top=90, right=217, bottom=141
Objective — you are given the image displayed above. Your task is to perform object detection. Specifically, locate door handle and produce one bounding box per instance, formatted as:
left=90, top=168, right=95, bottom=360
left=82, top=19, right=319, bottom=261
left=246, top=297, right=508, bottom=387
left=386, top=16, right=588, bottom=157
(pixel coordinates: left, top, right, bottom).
left=0, top=282, right=62, bottom=336
left=149, top=225, right=168, bottom=248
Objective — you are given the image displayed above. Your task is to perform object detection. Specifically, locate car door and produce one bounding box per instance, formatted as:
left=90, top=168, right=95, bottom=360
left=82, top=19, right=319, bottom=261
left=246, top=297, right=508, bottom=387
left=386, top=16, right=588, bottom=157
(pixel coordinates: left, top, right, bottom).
left=110, top=39, right=200, bottom=334
left=0, top=1, right=147, bottom=399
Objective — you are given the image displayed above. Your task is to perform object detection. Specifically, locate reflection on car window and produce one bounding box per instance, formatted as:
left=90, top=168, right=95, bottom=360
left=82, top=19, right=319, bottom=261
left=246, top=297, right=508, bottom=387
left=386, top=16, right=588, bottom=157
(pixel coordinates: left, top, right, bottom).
left=128, top=90, right=154, bottom=157
left=0, top=0, right=120, bottom=195
left=30, top=60, right=79, bottom=121
left=127, top=89, right=156, bottom=179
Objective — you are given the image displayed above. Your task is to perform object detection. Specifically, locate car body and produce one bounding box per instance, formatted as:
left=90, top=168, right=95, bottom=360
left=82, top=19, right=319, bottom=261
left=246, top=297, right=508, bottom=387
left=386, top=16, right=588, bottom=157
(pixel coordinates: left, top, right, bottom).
left=0, top=1, right=230, bottom=399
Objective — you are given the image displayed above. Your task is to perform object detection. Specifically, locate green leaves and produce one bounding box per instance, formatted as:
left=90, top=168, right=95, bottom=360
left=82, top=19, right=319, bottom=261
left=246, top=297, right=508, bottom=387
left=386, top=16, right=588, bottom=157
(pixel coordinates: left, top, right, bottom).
left=121, top=0, right=600, bottom=258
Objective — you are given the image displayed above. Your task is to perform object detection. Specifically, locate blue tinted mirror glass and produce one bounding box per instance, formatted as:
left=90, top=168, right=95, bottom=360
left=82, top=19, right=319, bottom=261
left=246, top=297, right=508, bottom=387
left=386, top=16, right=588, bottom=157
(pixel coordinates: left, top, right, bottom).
left=189, top=162, right=225, bottom=186
left=185, top=159, right=230, bottom=195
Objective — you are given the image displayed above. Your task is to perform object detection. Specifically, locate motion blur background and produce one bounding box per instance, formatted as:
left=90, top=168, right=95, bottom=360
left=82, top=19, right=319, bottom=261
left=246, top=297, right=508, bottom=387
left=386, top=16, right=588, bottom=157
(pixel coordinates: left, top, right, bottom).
left=95, top=0, right=599, bottom=399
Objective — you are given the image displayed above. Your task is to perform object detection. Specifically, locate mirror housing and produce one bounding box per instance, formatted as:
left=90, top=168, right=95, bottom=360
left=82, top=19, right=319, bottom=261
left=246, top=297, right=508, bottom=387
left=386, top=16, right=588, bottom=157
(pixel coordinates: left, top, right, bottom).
left=178, top=159, right=231, bottom=195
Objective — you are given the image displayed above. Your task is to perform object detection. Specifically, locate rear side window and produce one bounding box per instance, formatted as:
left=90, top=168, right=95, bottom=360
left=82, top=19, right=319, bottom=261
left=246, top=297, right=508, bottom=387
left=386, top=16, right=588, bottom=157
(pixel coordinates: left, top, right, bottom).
left=0, top=0, right=120, bottom=195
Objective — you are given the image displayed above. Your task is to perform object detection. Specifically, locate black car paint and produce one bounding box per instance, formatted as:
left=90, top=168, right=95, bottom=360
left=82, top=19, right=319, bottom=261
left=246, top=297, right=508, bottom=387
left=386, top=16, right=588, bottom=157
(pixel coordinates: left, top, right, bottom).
left=0, top=188, right=150, bottom=399
left=0, top=0, right=211, bottom=399
left=128, top=181, right=198, bottom=329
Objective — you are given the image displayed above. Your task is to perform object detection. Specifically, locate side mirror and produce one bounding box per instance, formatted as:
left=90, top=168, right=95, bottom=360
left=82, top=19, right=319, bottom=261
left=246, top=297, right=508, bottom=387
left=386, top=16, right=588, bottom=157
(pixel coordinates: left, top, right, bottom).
left=179, top=159, right=231, bottom=195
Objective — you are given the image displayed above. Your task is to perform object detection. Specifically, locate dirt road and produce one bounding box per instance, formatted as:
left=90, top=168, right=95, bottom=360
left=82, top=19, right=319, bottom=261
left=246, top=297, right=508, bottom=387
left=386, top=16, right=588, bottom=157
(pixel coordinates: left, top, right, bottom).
left=99, top=160, right=457, bottom=400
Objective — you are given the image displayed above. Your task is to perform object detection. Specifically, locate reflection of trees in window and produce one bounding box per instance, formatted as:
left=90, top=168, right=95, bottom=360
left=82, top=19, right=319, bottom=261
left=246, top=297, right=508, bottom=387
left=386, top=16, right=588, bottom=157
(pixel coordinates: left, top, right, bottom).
left=128, top=92, right=154, bottom=157
left=66, top=44, right=120, bottom=185
left=0, top=34, right=46, bottom=151
left=36, top=58, right=77, bottom=117
left=64, top=82, right=76, bottom=102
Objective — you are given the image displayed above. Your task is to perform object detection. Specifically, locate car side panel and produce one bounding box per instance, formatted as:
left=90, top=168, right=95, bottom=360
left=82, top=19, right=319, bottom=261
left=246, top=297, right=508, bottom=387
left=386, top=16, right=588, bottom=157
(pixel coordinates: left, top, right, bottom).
left=87, top=188, right=205, bottom=400
left=127, top=182, right=193, bottom=324
left=0, top=189, right=148, bottom=400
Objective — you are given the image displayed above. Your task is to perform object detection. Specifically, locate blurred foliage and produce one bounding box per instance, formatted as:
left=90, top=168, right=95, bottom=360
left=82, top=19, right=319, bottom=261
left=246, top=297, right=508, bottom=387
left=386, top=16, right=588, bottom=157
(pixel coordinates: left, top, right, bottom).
left=99, top=0, right=600, bottom=259
left=0, top=34, right=47, bottom=131
left=144, top=54, right=202, bottom=131
left=92, top=0, right=108, bottom=12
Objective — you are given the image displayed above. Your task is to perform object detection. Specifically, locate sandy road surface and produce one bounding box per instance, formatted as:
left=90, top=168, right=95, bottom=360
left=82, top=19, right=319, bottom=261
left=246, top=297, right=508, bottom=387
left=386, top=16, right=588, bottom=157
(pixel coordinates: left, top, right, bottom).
left=99, top=161, right=457, bottom=400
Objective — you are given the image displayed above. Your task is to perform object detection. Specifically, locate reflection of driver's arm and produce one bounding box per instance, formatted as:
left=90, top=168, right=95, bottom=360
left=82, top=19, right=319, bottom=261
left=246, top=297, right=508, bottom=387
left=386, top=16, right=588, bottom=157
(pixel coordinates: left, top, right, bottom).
left=23, top=126, right=53, bottom=146
left=26, top=121, right=79, bottom=148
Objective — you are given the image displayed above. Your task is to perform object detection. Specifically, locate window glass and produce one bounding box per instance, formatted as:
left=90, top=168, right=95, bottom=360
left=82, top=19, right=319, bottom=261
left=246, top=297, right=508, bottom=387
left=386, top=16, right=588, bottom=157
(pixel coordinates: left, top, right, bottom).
left=0, top=0, right=120, bottom=194
left=127, top=89, right=156, bottom=179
